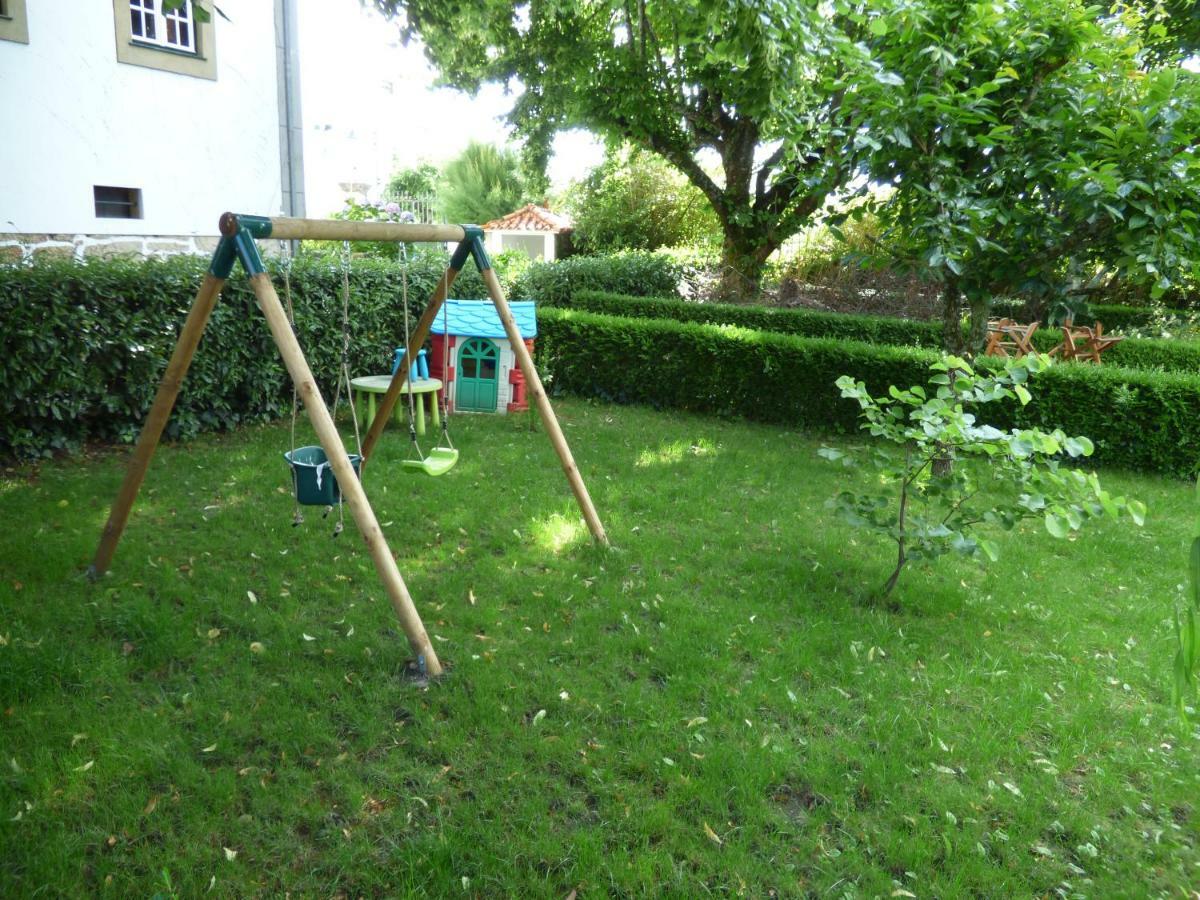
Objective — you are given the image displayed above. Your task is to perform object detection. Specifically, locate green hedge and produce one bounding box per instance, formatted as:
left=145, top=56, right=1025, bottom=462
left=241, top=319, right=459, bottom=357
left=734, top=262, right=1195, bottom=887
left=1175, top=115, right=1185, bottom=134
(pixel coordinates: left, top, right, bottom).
left=569, top=290, right=1200, bottom=375
left=513, top=251, right=682, bottom=306
left=536, top=308, right=1200, bottom=477
left=990, top=298, right=1155, bottom=332
left=0, top=254, right=497, bottom=459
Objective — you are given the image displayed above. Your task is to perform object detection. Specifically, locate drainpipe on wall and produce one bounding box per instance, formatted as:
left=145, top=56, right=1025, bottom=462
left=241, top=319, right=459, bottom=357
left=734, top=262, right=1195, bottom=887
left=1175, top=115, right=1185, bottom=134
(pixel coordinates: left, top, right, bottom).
left=275, top=0, right=305, bottom=222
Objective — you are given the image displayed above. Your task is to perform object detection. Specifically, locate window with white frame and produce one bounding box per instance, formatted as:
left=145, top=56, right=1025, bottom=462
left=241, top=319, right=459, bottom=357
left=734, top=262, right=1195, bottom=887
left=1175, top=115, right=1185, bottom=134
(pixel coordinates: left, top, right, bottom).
left=129, top=0, right=196, bottom=53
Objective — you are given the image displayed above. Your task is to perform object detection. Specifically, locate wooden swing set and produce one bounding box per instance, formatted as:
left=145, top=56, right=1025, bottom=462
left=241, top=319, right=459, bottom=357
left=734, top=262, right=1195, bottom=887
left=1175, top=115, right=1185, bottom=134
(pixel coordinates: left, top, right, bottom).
left=88, top=213, right=610, bottom=678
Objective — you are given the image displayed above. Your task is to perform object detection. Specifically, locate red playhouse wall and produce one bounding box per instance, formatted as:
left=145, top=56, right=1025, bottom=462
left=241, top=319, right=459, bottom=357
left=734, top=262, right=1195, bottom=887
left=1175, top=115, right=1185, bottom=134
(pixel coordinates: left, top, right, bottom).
left=507, top=339, right=535, bottom=412
left=428, top=335, right=456, bottom=413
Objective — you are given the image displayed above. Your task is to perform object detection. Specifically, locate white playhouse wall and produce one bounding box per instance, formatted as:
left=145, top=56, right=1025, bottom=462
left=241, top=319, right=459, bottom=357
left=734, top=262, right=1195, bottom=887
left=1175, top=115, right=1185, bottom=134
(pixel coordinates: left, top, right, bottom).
left=450, top=336, right=519, bottom=414
left=0, top=1, right=284, bottom=258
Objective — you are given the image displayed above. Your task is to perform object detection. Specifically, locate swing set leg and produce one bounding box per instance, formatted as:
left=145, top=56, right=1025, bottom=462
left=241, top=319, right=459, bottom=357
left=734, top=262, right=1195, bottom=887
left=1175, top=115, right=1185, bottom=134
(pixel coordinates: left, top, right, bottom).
left=249, top=272, right=444, bottom=677
left=481, top=268, right=610, bottom=548
left=89, top=272, right=227, bottom=579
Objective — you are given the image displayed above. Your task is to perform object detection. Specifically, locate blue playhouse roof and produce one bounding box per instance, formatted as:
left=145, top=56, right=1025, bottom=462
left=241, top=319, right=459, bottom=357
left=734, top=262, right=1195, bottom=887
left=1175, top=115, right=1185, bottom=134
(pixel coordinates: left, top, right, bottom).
left=430, top=299, right=538, bottom=339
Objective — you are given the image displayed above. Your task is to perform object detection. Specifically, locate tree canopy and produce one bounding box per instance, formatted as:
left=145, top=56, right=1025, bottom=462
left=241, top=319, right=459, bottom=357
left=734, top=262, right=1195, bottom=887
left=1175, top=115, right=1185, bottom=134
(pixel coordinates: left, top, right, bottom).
left=372, top=0, right=1198, bottom=316
left=373, top=0, right=861, bottom=298
left=851, top=0, right=1200, bottom=349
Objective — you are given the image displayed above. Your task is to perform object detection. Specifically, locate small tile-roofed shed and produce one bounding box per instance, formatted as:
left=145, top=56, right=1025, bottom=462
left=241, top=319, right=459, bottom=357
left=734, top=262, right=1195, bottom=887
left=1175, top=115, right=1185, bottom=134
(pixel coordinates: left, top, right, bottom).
left=428, top=299, right=538, bottom=415
left=481, top=204, right=573, bottom=262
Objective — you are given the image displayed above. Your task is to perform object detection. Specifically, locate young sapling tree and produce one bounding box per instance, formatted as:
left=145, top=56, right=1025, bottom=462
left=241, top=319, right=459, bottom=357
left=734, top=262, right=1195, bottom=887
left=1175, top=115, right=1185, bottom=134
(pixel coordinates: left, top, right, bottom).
left=820, top=354, right=1145, bottom=599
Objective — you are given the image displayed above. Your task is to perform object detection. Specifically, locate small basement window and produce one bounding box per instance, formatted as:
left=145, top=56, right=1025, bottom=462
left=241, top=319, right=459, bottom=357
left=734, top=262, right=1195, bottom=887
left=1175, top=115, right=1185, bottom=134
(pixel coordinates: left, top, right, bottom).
left=94, top=186, right=143, bottom=219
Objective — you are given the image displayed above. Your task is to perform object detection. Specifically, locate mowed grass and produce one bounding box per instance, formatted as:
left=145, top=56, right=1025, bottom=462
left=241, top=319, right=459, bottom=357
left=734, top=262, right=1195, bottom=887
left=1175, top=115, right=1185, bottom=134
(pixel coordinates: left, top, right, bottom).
left=1, top=398, right=1198, bottom=897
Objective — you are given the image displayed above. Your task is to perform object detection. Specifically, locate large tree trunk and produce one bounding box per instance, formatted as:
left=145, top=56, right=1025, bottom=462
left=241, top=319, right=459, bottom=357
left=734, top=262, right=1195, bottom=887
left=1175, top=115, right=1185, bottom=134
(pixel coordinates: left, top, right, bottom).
left=716, top=231, right=775, bottom=303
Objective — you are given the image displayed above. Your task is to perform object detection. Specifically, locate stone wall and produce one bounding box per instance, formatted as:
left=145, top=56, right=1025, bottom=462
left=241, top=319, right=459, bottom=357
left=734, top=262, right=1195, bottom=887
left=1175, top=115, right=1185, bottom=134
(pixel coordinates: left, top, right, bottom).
left=0, top=234, right=287, bottom=263
left=0, top=233, right=226, bottom=263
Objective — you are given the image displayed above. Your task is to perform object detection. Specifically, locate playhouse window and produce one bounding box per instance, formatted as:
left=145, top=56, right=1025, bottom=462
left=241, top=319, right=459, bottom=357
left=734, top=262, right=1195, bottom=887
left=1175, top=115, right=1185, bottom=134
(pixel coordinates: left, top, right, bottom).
left=130, top=0, right=196, bottom=53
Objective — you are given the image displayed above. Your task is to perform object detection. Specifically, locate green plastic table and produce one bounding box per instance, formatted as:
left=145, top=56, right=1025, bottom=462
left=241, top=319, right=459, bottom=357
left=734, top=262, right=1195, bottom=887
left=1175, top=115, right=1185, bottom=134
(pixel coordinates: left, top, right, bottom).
left=350, top=375, right=443, bottom=436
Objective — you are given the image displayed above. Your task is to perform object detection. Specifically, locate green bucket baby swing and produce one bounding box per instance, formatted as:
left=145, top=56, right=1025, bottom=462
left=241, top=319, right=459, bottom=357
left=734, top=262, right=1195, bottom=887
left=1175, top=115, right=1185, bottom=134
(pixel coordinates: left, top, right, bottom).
left=281, top=241, right=363, bottom=535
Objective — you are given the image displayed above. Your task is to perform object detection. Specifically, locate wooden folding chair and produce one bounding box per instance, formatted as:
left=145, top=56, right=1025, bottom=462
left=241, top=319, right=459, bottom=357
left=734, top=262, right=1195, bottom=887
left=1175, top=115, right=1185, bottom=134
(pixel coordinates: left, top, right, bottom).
left=985, top=318, right=1039, bottom=357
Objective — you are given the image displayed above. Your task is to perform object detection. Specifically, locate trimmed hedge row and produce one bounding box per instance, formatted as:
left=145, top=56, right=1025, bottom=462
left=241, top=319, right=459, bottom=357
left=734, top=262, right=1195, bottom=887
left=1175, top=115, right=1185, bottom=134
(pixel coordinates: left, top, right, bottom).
left=0, top=254, right=499, bottom=459
left=568, top=290, right=1200, bottom=374
left=536, top=307, right=1200, bottom=477
left=990, top=298, right=1156, bottom=331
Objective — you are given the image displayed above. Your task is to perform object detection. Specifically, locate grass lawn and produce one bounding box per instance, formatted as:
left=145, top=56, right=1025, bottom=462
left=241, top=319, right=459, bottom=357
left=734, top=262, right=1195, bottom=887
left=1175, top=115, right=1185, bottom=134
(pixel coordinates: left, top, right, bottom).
left=1, top=398, right=1198, bottom=897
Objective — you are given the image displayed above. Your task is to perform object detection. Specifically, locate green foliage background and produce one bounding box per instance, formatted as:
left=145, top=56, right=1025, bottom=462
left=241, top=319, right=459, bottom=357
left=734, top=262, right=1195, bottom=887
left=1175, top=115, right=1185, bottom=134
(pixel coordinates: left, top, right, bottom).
left=438, top=141, right=530, bottom=225
left=564, top=290, right=1200, bottom=372
left=537, top=307, right=1200, bottom=477
left=0, top=255, right=512, bottom=459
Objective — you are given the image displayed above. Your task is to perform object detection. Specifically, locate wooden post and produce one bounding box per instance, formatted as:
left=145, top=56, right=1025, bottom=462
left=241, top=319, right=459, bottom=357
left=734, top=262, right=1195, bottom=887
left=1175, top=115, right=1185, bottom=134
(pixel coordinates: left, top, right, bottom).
left=481, top=267, right=610, bottom=547
left=248, top=273, right=444, bottom=676
left=90, top=273, right=226, bottom=578
left=360, top=265, right=460, bottom=464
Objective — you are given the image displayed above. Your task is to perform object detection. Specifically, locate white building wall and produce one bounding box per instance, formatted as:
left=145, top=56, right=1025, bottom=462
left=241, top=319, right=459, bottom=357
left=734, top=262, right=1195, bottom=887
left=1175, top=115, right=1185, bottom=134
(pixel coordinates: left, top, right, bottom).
left=0, top=1, right=282, bottom=241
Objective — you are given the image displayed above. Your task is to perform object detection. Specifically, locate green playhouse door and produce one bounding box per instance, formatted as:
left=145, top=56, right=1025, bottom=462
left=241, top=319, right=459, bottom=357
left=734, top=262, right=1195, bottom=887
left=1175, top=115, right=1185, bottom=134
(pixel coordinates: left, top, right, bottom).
left=456, top=338, right=499, bottom=412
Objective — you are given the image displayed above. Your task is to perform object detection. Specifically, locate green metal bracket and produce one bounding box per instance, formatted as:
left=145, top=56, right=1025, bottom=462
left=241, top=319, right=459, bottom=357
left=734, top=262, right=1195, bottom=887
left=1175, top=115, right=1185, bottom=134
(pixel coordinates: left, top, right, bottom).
left=232, top=230, right=266, bottom=276
left=235, top=215, right=274, bottom=240
left=448, top=226, right=491, bottom=273
left=469, top=236, right=492, bottom=272
left=448, top=239, right=473, bottom=272
left=207, top=234, right=238, bottom=279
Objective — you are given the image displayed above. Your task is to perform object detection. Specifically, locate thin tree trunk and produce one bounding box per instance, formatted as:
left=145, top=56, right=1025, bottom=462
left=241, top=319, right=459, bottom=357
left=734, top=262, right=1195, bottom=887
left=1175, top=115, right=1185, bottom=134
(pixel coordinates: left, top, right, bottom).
left=881, top=449, right=911, bottom=598
left=966, top=294, right=990, bottom=357
left=941, top=277, right=965, bottom=354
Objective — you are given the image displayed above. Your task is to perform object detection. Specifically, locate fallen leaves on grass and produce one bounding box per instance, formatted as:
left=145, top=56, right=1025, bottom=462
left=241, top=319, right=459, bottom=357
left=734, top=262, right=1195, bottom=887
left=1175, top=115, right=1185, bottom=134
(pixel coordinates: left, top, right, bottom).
left=703, top=821, right=722, bottom=846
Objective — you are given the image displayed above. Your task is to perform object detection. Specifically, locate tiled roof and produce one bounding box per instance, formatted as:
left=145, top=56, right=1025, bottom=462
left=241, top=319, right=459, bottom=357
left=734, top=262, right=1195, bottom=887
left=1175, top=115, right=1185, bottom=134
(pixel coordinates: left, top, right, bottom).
left=430, top=299, right=538, bottom=339
left=481, top=204, right=573, bottom=232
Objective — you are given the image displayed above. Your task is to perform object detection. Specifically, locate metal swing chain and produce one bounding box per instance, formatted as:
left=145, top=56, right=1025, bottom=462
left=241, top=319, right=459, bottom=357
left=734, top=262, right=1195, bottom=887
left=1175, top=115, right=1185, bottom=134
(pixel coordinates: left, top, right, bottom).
left=330, top=240, right=364, bottom=538
left=281, top=241, right=303, bottom=527
left=438, top=263, right=454, bottom=450
left=398, top=242, right=424, bottom=460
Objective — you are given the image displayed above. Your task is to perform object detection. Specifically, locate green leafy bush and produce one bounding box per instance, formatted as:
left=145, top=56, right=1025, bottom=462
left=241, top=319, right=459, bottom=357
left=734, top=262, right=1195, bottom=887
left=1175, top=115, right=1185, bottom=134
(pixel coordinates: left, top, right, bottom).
left=0, top=254, right=505, bottom=459
left=569, top=290, right=1200, bottom=375
left=512, top=252, right=683, bottom=304
left=565, top=146, right=720, bottom=253
left=536, top=308, right=1200, bottom=477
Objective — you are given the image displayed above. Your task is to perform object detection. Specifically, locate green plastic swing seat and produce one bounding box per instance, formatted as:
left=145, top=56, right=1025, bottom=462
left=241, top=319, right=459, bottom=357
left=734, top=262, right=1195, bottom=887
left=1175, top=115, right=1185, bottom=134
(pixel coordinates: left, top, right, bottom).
left=400, top=446, right=459, bottom=477
left=285, top=446, right=362, bottom=505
